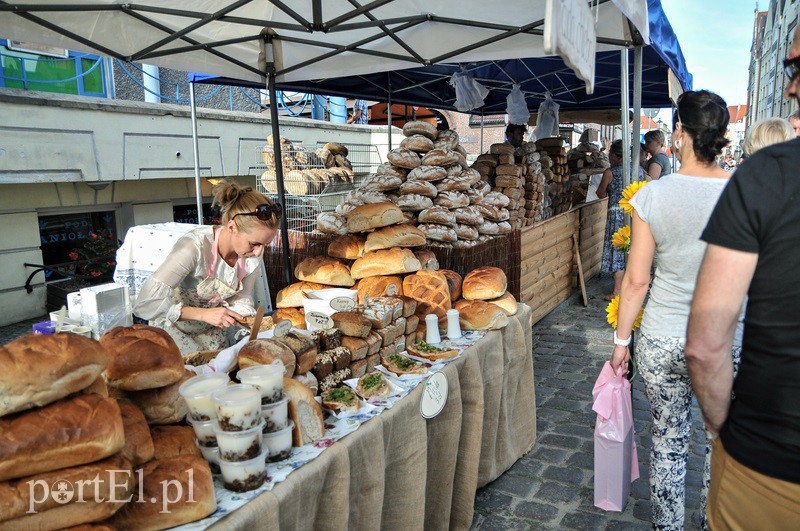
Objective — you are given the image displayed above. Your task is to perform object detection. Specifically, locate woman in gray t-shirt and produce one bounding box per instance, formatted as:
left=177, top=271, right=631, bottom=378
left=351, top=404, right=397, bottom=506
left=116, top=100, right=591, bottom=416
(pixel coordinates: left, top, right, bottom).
left=644, top=129, right=672, bottom=180
left=610, top=91, right=742, bottom=530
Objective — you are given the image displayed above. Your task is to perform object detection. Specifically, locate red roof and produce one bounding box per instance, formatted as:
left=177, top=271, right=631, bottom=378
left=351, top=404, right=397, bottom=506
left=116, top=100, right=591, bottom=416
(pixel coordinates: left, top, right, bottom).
left=640, top=116, right=658, bottom=129
left=728, top=105, right=748, bottom=123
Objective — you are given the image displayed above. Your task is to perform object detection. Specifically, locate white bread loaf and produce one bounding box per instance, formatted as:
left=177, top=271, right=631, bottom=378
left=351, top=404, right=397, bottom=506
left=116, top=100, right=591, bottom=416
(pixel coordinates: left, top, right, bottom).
left=0, top=333, right=107, bottom=417
left=350, top=247, right=422, bottom=279
left=122, top=369, right=192, bottom=426
left=276, top=281, right=326, bottom=308
left=356, top=275, right=404, bottom=304
left=462, top=266, right=507, bottom=300
left=364, top=223, right=426, bottom=252
left=346, top=201, right=404, bottom=232
left=99, top=325, right=184, bottom=391
left=402, top=270, right=452, bottom=322
left=237, top=338, right=297, bottom=375
left=118, top=400, right=155, bottom=466
left=274, top=307, right=306, bottom=329
left=327, top=234, right=366, bottom=260
left=150, top=425, right=202, bottom=460
left=454, top=299, right=510, bottom=330
left=294, top=256, right=355, bottom=287
left=413, top=249, right=440, bottom=270
left=0, top=394, right=125, bottom=481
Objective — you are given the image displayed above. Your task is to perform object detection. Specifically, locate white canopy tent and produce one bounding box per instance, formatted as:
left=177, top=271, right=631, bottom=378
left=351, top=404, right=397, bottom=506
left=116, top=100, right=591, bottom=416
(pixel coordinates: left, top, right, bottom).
left=0, top=0, right=651, bottom=284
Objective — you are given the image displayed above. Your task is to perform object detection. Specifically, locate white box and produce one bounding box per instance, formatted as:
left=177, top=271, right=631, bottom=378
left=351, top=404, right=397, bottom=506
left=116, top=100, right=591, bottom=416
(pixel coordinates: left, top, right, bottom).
left=79, top=283, right=129, bottom=316
left=67, top=292, right=83, bottom=322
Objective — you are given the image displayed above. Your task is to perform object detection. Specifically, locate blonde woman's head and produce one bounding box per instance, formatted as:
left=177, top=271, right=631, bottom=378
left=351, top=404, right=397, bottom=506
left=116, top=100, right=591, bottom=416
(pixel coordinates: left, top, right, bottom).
left=743, top=118, right=794, bottom=156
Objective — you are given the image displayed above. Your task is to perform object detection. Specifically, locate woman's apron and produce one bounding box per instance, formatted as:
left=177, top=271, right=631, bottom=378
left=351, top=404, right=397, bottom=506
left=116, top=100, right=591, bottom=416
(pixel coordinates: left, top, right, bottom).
left=165, top=228, right=248, bottom=355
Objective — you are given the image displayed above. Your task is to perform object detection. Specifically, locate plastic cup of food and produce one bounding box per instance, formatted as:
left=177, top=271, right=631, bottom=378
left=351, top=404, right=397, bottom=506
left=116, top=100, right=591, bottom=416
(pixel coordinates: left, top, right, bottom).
left=187, top=416, right=218, bottom=448
left=214, top=419, right=264, bottom=463
left=238, top=364, right=284, bottom=404
left=218, top=447, right=268, bottom=492
left=262, top=420, right=295, bottom=463
left=212, top=384, right=262, bottom=431
left=72, top=326, right=93, bottom=338
left=260, top=394, right=289, bottom=433
left=179, top=373, right=230, bottom=422
left=194, top=439, right=221, bottom=475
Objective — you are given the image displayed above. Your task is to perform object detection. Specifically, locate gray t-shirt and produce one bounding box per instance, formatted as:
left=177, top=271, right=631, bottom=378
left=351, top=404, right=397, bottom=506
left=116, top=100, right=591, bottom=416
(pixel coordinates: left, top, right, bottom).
left=629, top=174, right=743, bottom=341
left=647, top=152, right=672, bottom=178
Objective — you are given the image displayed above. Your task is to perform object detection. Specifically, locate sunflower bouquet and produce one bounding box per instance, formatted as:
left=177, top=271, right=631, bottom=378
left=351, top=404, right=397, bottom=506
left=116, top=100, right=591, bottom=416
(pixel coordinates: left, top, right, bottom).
left=612, top=225, right=631, bottom=254
left=605, top=295, right=643, bottom=331
left=619, top=180, right=647, bottom=214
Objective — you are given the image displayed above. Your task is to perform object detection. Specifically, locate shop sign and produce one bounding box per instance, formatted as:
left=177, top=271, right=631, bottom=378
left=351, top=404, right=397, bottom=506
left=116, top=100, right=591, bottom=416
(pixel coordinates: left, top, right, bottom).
left=544, top=0, right=596, bottom=94
left=421, top=372, right=448, bottom=419
left=273, top=319, right=291, bottom=337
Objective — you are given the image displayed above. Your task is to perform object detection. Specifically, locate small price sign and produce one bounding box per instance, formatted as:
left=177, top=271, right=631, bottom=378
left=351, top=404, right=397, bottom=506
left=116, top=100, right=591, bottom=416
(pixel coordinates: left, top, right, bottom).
left=420, top=371, right=448, bottom=419
left=307, top=311, right=334, bottom=330
left=273, top=319, right=291, bottom=338
left=330, top=296, right=355, bottom=311
left=385, top=283, right=398, bottom=296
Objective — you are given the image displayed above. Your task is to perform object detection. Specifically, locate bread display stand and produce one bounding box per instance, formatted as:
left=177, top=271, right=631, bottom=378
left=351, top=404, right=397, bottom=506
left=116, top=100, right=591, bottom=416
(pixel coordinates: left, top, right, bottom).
left=170, top=305, right=534, bottom=530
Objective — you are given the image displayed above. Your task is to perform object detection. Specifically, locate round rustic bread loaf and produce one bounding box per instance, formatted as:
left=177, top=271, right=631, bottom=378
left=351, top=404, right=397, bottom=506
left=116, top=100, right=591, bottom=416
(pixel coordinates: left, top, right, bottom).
left=465, top=187, right=484, bottom=205
left=408, top=165, right=447, bottom=182
left=418, top=206, right=456, bottom=226
left=277, top=281, right=327, bottom=308
left=324, top=142, right=348, bottom=157
left=462, top=266, right=507, bottom=300
left=294, top=256, right=354, bottom=287
left=434, top=129, right=459, bottom=151
left=434, top=191, right=469, bottom=209
left=418, top=223, right=457, bottom=242
left=350, top=188, right=389, bottom=204
left=454, top=299, right=509, bottom=330
left=439, top=269, right=463, bottom=300
left=475, top=181, right=491, bottom=195
left=402, top=270, right=452, bottom=321
left=483, top=191, right=511, bottom=207
left=413, top=249, right=440, bottom=270
left=122, top=369, right=193, bottom=425
left=317, top=212, right=347, bottom=235
left=436, top=176, right=471, bottom=192
left=401, top=134, right=435, bottom=153
left=150, top=425, right=201, bottom=460
left=100, top=325, right=184, bottom=391
left=403, top=120, right=437, bottom=140
left=237, top=338, right=297, bottom=374
left=421, top=149, right=459, bottom=167
left=335, top=200, right=363, bottom=216
left=487, top=291, right=518, bottom=316
left=455, top=223, right=480, bottom=240
left=454, top=206, right=484, bottom=225
left=400, top=179, right=438, bottom=197
left=117, top=400, right=155, bottom=466
left=362, top=174, right=403, bottom=192
left=387, top=148, right=421, bottom=169
left=461, top=168, right=482, bottom=186
left=376, top=162, right=409, bottom=179
left=274, top=307, right=306, bottom=329
left=396, top=194, right=434, bottom=212
left=327, top=234, right=366, bottom=260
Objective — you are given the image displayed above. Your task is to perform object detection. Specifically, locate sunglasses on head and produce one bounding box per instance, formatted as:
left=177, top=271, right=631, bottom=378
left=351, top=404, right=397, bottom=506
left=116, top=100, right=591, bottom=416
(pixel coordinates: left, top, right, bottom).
left=785, top=55, right=800, bottom=81
left=232, top=203, right=282, bottom=221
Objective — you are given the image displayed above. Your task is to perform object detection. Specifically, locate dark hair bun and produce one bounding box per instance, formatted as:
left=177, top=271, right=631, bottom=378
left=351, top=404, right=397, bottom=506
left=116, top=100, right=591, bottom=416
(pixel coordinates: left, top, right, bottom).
left=677, top=90, right=730, bottom=163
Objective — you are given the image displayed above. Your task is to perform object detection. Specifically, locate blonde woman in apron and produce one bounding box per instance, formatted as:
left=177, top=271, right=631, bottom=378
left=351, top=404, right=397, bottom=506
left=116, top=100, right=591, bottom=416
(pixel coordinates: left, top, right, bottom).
left=134, top=181, right=280, bottom=355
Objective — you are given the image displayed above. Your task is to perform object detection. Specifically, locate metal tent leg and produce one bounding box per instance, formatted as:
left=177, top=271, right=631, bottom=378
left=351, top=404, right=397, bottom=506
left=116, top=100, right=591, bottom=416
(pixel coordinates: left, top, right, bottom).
left=387, top=73, right=393, bottom=150
left=189, top=82, right=203, bottom=225
left=267, top=68, right=293, bottom=287
left=620, top=50, right=631, bottom=190
left=631, top=46, right=643, bottom=177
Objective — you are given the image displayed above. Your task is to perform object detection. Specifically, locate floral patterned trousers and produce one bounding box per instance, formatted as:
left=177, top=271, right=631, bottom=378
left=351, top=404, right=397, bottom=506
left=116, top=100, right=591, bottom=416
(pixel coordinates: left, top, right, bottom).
left=636, top=333, right=741, bottom=531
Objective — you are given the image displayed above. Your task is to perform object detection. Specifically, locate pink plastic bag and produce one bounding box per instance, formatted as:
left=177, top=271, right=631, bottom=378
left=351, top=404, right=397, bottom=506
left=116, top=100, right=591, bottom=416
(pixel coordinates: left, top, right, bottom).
left=592, top=361, right=640, bottom=511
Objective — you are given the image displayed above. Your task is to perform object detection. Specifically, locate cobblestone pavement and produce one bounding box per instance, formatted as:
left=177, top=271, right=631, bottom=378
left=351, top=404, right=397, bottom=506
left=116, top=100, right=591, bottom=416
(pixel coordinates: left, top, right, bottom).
left=471, top=276, right=707, bottom=530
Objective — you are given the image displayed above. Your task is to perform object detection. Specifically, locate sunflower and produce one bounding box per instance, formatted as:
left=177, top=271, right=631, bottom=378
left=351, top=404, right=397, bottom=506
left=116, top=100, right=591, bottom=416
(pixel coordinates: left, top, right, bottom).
left=605, top=295, right=643, bottom=331
left=612, top=225, right=631, bottom=253
left=619, top=180, right=647, bottom=214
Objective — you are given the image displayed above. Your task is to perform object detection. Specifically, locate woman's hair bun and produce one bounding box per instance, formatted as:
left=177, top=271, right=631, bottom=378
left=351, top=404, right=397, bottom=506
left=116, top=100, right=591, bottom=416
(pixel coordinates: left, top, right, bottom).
left=676, top=90, right=730, bottom=163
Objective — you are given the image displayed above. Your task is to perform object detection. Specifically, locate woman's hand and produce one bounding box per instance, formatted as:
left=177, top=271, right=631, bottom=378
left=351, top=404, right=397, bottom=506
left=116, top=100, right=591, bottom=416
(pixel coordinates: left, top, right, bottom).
left=610, top=344, right=630, bottom=374
left=202, top=307, right=243, bottom=328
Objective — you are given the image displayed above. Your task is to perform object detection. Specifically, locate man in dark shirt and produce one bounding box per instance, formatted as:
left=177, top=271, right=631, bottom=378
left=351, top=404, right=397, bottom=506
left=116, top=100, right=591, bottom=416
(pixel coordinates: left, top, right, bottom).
left=685, top=27, right=800, bottom=528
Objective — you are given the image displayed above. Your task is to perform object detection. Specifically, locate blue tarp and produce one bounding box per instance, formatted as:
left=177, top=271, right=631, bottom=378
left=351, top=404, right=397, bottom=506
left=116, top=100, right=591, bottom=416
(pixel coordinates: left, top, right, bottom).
left=190, top=0, right=690, bottom=113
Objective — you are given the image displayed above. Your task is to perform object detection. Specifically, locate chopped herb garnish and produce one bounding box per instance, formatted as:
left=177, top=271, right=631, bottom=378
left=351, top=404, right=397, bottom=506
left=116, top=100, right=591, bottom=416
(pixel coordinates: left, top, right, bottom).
left=362, top=373, right=383, bottom=389
left=327, top=387, right=354, bottom=403
left=389, top=354, right=416, bottom=369
left=415, top=340, right=442, bottom=352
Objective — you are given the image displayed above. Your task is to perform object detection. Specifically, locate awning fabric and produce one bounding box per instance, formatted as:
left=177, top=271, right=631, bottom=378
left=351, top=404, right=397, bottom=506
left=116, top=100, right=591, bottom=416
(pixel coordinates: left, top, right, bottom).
left=0, top=0, right=648, bottom=85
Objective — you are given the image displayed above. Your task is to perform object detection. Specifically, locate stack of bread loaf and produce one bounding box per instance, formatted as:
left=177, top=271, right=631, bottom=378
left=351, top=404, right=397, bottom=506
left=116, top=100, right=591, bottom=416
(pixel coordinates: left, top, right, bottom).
left=261, top=136, right=354, bottom=195
left=536, top=138, right=573, bottom=216
left=452, top=266, right=519, bottom=330
left=567, top=140, right=609, bottom=205
left=317, top=122, right=497, bottom=248
left=518, top=142, right=546, bottom=225
left=475, top=143, right=526, bottom=232
left=0, top=331, right=216, bottom=530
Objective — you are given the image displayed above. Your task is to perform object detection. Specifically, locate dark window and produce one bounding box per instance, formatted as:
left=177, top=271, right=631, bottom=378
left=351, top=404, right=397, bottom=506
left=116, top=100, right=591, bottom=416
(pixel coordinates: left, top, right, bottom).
left=38, top=211, right=118, bottom=281
left=172, top=203, right=220, bottom=225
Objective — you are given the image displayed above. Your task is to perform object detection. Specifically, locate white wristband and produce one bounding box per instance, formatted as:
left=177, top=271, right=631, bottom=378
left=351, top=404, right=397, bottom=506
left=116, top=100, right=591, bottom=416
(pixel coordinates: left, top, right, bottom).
left=614, top=330, right=631, bottom=347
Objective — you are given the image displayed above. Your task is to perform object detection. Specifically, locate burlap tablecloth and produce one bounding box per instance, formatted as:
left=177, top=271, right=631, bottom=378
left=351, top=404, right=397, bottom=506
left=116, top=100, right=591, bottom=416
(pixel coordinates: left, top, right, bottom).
left=211, top=304, right=535, bottom=530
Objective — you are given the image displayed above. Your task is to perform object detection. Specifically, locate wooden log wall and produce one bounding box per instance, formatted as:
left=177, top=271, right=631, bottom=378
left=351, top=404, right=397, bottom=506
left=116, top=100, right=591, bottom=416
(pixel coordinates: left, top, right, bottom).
left=520, top=198, right=608, bottom=325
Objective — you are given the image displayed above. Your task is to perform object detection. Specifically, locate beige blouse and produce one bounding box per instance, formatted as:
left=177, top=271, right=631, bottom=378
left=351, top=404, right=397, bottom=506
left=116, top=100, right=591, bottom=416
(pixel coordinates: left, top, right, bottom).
left=133, top=226, right=259, bottom=324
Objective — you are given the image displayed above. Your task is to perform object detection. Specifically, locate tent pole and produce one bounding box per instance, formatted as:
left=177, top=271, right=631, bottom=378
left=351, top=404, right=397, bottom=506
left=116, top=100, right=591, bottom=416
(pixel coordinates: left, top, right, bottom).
left=267, top=67, right=293, bottom=287
left=189, top=82, right=203, bottom=225
left=631, top=46, right=643, bottom=179
left=387, top=73, right=393, bottom=150
left=620, top=49, right=631, bottom=191
left=480, top=109, right=485, bottom=153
